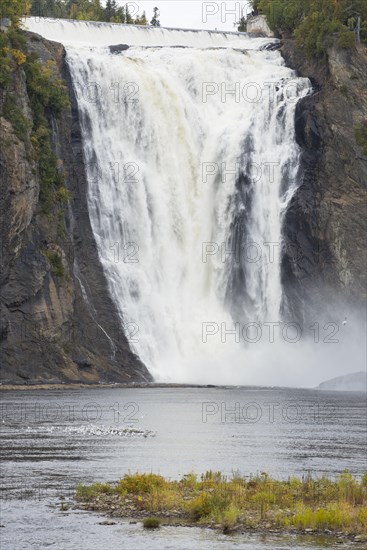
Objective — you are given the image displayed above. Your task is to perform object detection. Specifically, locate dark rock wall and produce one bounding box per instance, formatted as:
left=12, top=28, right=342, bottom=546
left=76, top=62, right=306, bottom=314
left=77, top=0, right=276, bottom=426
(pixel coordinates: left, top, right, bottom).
left=281, top=41, right=367, bottom=323
left=0, top=32, right=152, bottom=384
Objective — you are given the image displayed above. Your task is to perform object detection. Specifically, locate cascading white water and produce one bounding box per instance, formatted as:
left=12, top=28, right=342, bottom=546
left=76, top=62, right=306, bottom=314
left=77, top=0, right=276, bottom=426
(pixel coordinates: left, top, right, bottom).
left=25, top=19, right=312, bottom=382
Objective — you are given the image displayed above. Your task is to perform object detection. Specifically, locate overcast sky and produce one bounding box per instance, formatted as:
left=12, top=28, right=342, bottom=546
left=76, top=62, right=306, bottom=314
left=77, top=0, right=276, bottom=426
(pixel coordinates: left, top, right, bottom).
left=120, top=1, right=251, bottom=31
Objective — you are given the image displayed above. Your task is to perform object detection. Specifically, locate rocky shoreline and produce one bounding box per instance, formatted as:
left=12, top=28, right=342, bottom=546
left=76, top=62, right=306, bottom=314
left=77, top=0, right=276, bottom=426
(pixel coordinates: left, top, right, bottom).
left=75, top=490, right=367, bottom=543
left=74, top=473, right=367, bottom=541
left=0, top=382, right=220, bottom=391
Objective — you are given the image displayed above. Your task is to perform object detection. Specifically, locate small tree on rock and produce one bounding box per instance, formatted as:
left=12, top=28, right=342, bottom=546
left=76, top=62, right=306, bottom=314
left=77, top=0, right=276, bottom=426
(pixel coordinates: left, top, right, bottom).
left=150, top=6, right=160, bottom=27
left=237, top=16, right=247, bottom=32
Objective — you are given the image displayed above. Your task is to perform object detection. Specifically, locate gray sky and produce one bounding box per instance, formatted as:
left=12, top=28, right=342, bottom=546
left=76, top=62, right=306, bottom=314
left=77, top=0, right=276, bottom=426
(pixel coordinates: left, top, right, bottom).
left=119, top=1, right=251, bottom=31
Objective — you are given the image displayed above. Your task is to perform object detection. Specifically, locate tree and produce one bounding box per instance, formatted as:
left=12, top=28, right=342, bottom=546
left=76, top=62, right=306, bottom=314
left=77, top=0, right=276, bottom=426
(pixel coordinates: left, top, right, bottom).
left=105, top=0, right=117, bottom=22
left=30, top=0, right=46, bottom=17
left=0, top=0, right=31, bottom=25
left=113, top=4, right=125, bottom=23
left=237, top=16, right=247, bottom=32
left=150, top=6, right=160, bottom=27
left=135, top=11, right=148, bottom=26
left=125, top=2, right=134, bottom=24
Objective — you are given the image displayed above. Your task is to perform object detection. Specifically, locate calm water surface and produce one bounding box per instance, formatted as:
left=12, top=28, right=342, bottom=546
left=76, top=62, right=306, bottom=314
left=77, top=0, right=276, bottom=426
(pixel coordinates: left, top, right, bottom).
left=1, top=387, right=366, bottom=549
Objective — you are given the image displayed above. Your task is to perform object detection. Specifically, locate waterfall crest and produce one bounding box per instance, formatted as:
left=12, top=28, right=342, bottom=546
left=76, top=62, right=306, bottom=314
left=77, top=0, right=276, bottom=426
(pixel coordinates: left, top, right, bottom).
left=24, top=17, right=273, bottom=48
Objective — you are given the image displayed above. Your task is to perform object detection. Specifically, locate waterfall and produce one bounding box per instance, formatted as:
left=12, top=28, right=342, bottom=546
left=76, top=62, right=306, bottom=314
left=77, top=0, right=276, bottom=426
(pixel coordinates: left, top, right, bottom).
left=25, top=19, right=312, bottom=382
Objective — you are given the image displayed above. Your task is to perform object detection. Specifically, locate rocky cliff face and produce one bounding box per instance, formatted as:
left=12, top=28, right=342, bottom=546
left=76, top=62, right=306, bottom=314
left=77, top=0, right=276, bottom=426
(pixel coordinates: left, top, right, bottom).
left=281, top=41, right=367, bottom=322
left=0, top=32, right=152, bottom=385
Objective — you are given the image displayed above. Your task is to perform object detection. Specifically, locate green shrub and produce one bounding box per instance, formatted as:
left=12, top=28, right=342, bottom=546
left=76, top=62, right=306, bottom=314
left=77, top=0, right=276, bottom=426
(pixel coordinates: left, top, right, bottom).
left=355, top=121, right=367, bottom=156
left=338, top=29, right=356, bottom=48
left=117, top=473, right=167, bottom=495
left=201, top=470, right=225, bottom=486
left=25, top=56, right=69, bottom=122
left=361, top=21, right=367, bottom=43
left=45, top=250, right=65, bottom=278
left=31, top=125, right=63, bottom=213
left=252, top=490, right=276, bottom=519
left=76, top=482, right=112, bottom=501
left=180, top=472, right=198, bottom=489
left=254, top=0, right=304, bottom=33
left=295, top=17, right=343, bottom=58
left=188, top=491, right=230, bottom=521
left=143, top=517, right=161, bottom=529
left=3, top=94, right=31, bottom=139
left=220, top=503, right=240, bottom=532
left=0, top=36, right=13, bottom=87
left=22, top=49, right=69, bottom=213
left=55, top=186, right=71, bottom=203
left=293, top=502, right=362, bottom=531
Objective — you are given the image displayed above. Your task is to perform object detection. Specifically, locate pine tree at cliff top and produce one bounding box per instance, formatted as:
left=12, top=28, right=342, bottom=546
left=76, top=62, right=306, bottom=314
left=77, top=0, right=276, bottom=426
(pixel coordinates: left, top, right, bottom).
left=150, top=6, right=160, bottom=27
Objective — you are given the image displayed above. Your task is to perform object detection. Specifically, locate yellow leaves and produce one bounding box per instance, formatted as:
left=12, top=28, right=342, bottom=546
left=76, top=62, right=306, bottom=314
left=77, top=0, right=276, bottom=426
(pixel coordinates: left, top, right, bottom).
left=0, top=46, right=26, bottom=65
left=12, top=48, right=26, bottom=65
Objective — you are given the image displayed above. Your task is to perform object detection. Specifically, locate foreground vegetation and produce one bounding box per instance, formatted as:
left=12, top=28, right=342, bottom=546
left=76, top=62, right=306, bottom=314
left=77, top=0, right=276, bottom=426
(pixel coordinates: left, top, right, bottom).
left=250, top=0, right=367, bottom=56
left=76, top=471, right=367, bottom=538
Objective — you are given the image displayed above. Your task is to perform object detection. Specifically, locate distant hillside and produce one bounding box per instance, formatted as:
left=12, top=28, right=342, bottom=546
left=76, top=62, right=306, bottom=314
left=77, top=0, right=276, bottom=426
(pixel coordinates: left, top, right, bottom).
left=317, top=372, right=366, bottom=392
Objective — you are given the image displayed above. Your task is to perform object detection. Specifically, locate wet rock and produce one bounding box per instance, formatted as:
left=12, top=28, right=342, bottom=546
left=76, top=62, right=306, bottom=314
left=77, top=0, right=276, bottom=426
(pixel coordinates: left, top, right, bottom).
left=109, top=44, right=129, bottom=53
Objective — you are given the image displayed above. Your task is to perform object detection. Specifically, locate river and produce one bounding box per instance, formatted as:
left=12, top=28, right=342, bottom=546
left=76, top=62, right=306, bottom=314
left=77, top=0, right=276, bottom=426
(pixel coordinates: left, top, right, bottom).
left=1, top=386, right=366, bottom=548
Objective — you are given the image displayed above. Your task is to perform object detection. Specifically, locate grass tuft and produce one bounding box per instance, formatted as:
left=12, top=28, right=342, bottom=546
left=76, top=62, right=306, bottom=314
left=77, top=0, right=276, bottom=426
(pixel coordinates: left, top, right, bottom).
left=143, top=517, right=161, bottom=529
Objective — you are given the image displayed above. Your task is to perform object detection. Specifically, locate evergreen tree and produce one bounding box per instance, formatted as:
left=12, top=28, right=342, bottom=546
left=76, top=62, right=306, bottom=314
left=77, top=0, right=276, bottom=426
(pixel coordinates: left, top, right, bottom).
left=150, top=6, right=160, bottom=27
left=114, top=4, right=126, bottom=24
left=237, top=16, right=247, bottom=32
left=125, top=2, right=133, bottom=24
left=30, top=0, right=46, bottom=17
left=105, top=0, right=116, bottom=22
